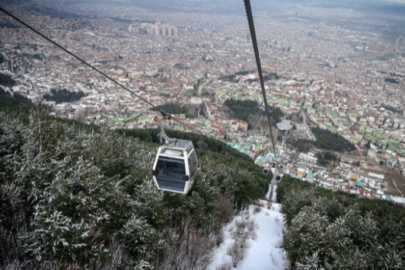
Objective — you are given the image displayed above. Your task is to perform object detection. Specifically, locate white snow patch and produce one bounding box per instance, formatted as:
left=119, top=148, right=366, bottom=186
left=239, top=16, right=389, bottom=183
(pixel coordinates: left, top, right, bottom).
left=83, top=31, right=96, bottom=36
left=207, top=200, right=287, bottom=270
left=12, top=85, right=22, bottom=92
left=392, top=196, right=405, bottom=205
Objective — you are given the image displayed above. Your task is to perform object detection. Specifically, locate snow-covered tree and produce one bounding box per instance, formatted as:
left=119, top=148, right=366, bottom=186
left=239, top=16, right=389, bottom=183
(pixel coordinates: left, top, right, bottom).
left=1, top=107, right=270, bottom=268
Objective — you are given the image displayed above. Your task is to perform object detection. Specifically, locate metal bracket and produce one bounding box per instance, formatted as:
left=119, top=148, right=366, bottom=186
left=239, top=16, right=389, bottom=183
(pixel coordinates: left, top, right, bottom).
left=158, top=113, right=177, bottom=146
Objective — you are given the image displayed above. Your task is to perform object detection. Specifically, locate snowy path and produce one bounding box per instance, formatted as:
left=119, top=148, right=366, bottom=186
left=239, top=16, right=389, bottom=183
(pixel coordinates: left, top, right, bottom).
left=393, top=196, right=405, bottom=205
left=207, top=200, right=287, bottom=270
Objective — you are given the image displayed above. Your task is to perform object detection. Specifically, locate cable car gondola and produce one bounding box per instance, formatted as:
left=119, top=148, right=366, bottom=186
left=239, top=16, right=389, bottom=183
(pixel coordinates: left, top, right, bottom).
left=152, top=120, right=198, bottom=194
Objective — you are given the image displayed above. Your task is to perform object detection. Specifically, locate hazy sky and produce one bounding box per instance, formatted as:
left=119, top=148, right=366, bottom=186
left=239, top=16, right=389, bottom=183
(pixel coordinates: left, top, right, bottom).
left=385, top=0, right=405, bottom=3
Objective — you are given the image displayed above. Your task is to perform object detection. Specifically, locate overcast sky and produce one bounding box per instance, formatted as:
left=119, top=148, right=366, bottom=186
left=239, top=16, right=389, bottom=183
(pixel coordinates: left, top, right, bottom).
left=386, top=0, right=405, bottom=3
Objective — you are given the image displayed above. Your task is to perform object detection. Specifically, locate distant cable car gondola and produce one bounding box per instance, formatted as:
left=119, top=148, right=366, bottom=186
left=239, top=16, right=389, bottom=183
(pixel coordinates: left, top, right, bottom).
left=152, top=119, right=198, bottom=194
left=263, top=167, right=269, bottom=176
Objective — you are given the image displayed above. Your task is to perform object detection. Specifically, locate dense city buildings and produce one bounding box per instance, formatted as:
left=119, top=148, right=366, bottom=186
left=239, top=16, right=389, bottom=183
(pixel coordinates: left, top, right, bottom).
left=1, top=0, right=405, bottom=199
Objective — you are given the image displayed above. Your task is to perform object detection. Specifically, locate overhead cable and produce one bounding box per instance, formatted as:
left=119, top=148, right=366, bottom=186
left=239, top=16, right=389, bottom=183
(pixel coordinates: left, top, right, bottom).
left=243, top=0, right=277, bottom=155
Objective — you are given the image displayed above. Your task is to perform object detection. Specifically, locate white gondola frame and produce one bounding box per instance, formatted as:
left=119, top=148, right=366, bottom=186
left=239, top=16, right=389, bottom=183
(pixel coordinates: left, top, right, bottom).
left=152, top=140, right=197, bottom=195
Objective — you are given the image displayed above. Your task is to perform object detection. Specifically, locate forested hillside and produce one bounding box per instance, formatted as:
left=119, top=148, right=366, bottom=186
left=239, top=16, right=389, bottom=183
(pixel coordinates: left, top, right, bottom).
left=278, top=175, right=405, bottom=269
left=289, top=127, right=356, bottom=153
left=311, top=127, right=356, bottom=151
left=224, top=99, right=284, bottom=128
left=43, top=88, right=87, bottom=104
left=117, top=128, right=252, bottom=162
left=0, top=72, right=16, bottom=86
left=0, top=87, right=33, bottom=108
left=0, top=107, right=270, bottom=269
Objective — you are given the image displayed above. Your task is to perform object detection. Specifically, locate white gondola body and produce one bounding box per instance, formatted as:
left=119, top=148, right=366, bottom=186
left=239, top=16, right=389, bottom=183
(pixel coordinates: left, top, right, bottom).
left=152, top=139, right=198, bottom=194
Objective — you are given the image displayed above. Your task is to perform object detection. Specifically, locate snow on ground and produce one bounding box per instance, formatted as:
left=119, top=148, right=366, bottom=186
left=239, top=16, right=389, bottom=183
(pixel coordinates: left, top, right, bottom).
left=392, top=196, right=405, bottom=205
left=207, top=200, right=287, bottom=270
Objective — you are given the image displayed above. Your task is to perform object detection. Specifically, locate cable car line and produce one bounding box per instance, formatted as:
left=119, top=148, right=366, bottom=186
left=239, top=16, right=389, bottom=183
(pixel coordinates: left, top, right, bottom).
left=243, top=0, right=279, bottom=201
left=0, top=7, right=203, bottom=137
left=243, top=0, right=277, bottom=155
